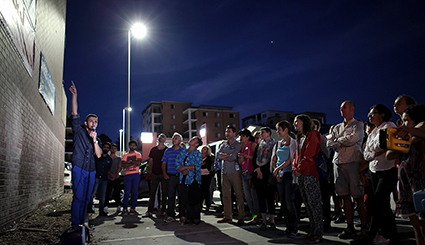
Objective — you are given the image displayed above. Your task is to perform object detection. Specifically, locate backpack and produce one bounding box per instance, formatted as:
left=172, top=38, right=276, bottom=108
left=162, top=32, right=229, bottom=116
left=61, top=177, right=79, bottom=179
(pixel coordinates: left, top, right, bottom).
left=313, top=150, right=330, bottom=181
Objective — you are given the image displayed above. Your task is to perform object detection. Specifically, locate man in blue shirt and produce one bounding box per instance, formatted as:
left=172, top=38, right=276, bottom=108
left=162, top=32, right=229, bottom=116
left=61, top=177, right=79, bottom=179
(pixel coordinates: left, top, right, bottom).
left=69, top=81, right=102, bottom=226
left=162, top=132, right=184, bottom=223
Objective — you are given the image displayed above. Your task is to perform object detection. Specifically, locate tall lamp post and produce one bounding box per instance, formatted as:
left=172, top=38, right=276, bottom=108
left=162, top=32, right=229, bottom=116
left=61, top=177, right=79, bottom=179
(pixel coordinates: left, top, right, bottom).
left=122, top=107, right=132, bottom=152
left=127, top=23, right=147, bottom=149
left=119, top=129, right=123, bottom=156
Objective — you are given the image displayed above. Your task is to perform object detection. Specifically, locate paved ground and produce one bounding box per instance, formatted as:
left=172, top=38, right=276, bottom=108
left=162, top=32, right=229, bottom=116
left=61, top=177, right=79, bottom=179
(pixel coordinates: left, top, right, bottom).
left=90, top=191, right=417, bottom=245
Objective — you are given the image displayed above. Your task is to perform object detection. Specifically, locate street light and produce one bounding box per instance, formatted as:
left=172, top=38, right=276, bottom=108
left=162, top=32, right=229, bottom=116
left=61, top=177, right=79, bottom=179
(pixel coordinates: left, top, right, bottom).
left=123, top=107, right=132, bottom=152
left=127, top=23, right=147, bottom=149
left=119, top=129, right=123, bottom=156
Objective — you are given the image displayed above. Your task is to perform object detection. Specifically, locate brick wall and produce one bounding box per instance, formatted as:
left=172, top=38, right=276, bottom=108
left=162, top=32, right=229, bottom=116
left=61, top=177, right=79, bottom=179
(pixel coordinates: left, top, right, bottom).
left=0, top=0, right=67, bottom=228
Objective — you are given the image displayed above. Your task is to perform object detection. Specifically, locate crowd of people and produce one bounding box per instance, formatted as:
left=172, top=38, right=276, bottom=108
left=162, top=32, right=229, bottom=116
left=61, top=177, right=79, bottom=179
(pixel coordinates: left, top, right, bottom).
left=70, top=80, right=425, bottom=245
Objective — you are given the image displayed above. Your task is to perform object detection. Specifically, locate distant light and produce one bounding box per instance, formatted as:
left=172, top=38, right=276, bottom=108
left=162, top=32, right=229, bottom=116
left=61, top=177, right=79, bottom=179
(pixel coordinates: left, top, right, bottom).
left=131, top=23, right=147, bottom=38
left=119, top=129, right=123, bottom=133
left=141, top=132, right=154, bottom=143
left=128, top=107, right=132, bottom=112
left=200, top=128, right=206, bottom=137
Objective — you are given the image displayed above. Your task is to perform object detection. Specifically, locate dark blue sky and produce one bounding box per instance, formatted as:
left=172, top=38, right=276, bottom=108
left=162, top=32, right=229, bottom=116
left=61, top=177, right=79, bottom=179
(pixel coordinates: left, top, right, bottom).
left=63, top=0, right=425, bottom=143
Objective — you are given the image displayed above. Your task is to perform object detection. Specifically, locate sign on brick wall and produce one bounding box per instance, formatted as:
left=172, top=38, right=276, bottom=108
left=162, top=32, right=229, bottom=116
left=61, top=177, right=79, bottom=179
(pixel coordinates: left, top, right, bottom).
left=0, top=0, right=36, bottom=76
left=39, top=52, right=55, bottom=115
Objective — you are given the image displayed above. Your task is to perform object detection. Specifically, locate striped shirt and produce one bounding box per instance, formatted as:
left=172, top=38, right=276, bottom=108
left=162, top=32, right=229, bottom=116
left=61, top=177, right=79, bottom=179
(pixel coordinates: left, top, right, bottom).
left=162, top=146, right=183, bottom=174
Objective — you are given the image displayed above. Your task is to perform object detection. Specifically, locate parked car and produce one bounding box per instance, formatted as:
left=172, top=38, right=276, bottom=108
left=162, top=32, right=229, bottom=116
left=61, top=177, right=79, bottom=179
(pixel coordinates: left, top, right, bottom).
left=64, top=162, right=72, bottom=188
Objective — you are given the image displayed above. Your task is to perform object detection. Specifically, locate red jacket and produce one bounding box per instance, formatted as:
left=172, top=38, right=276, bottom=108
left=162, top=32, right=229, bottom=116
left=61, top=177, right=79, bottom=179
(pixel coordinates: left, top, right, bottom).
left=293, top=130, right=321, bottom=179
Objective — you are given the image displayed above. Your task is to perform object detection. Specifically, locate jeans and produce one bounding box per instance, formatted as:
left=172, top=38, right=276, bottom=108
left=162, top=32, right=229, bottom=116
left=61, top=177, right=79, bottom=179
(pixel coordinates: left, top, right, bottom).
left=71, top=165, right=95, bottom=226
left=123, top=173, right=140, bottom=210
left=91, top=178, right=108, bottom=213
left=242, top=177, right=259, bottom=216
left=166, top=175, right=180, bottom=217
left=276, top=172, right=298, bottom=233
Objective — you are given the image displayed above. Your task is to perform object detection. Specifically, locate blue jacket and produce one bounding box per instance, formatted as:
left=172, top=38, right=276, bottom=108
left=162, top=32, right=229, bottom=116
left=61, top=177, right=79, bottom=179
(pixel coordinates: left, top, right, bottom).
left=175, top=148, right=202, bottom=185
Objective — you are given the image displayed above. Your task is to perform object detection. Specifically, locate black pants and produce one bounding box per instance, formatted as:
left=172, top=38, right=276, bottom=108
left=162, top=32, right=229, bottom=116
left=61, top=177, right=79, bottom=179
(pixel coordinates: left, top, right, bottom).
left=369, top=167, right=398, bottom=240
left=105, top=178, right=122, bottom=207
left=253, top=172, right=275, bottom=214
left=201, top=175, right=212, bottom=208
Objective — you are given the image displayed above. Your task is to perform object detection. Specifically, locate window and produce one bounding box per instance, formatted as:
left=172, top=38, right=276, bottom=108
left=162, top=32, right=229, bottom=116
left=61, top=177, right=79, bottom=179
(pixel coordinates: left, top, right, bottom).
left=215, top=133, right=221, bottom=138
left=171, top=114, right=175, bottom=119
left=172, top=125, right=176, bottom=129
left=203, top=112, right=208, bottom=117
left=171, top=104, right=175, bottom=109
left=230, top=113, right=235, bottom=118
left=262, top=114, right=267, bottom=118
left=215, top=112, right=220, bottom=117
left=215, top=123, right=220, bottom=127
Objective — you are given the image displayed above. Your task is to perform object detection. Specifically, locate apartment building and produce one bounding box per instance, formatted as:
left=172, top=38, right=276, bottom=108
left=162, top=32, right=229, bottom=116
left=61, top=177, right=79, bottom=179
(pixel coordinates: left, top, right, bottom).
left=141, top=101, right=240, bottom=143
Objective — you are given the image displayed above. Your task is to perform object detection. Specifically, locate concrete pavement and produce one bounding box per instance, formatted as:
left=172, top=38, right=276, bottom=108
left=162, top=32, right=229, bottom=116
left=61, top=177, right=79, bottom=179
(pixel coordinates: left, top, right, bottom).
left=90, top=191, right=416, bottom=245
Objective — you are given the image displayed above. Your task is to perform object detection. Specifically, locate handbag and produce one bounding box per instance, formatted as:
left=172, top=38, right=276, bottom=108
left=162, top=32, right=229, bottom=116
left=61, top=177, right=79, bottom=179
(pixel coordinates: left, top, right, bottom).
left=413, top=189, right=425, bottom=213
left=242, top=168, right=251, bottom=181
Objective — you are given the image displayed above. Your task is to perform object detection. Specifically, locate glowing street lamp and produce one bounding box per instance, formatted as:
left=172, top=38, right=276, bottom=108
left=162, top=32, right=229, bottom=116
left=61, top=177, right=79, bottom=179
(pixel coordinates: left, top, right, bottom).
left=127, top=23, right=147, bottom=150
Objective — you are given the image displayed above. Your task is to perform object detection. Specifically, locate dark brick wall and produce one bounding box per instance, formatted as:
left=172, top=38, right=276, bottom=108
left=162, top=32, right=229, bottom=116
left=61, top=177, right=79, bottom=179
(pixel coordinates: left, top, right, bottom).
left=0, top=0, right=67, bottom=228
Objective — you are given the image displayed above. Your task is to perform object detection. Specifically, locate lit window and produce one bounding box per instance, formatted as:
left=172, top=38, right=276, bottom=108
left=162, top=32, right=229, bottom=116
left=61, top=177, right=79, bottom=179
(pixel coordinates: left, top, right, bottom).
left=215, top=123, right=220, bottom=127
left=215, top=133, right=221, bottom=138
left=215, top=112, right=220, bottom=117
left=203, top=112, right=208, bottom=117
left=172, top=125, right=176, bottom=129
left=171, top=115, right=175, bottom=119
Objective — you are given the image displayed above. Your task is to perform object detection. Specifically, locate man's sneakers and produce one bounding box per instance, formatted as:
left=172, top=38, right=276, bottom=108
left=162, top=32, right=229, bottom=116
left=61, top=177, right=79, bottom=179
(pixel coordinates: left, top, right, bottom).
left=217, top=218, right=233, bottom=224
left=338, top=228, right=357, bottom=239
left=165, top=216, right=176, bottom=223
left=144, top=211, right=153, bottom=218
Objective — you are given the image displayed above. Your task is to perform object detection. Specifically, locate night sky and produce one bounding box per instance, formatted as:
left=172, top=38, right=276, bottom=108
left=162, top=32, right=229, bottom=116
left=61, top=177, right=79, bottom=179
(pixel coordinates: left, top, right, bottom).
left=63, top=0, right=425, bottom=143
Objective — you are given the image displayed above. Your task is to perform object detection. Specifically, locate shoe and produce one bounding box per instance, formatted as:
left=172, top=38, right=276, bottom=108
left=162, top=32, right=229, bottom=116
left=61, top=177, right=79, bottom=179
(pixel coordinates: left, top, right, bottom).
left=374, top=235, right=390, bottom=244
left=165, top=216, right=176, bottom=223
left=217, top=218, right=232, bottom=223
left=307, top=236, right=323, bottom=244
left=144, top=211, right=152, bottom=217
left=180, top=216, right=187, bottom=223
left=359, top=229, right=368, bottom=239
left=129, top=209, right=136, bottom=215
left=334, top=213, right=346, bottom=223
left=338, top=228, right=357, bottom=239
left=269, top=223, right=276, bottom=230
left=158, top=211, right=166, bottom=217
left=122, top=209, right=128, bottom=216
left=99, top=211, right=108, bottom=217
left=117, top=206, right=122, bottom=213
left=260, top=223, right=267, bottom=231
left=247, top=216, right=259, bottom=225
left=289, top=232, right=298, bottom=238
left=236, top=219, right=244, bottom=226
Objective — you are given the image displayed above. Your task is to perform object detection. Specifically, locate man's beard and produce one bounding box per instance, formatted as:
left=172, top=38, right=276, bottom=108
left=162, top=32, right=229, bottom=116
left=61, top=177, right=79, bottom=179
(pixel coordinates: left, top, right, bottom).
left=103, top=150, right=109, bottom=154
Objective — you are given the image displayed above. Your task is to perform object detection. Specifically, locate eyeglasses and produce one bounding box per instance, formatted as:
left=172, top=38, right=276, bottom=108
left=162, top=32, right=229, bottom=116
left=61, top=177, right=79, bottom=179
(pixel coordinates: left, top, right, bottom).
left=368, top=111, right=378, bottom=117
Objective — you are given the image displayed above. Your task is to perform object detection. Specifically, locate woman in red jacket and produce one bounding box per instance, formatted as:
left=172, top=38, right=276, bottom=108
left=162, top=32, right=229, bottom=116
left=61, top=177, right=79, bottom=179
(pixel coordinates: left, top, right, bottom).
left=293, top=114, right=324, bottom=244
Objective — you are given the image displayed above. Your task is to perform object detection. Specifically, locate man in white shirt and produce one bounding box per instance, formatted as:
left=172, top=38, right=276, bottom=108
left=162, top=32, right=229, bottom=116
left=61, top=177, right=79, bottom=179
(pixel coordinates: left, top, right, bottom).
left=327, top=101, right=368, bottom=239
